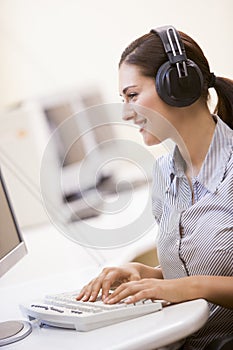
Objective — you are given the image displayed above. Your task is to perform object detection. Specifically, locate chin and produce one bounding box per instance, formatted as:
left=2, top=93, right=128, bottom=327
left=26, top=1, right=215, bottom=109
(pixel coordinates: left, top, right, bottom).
left=142, top=132, right=160, bottom=146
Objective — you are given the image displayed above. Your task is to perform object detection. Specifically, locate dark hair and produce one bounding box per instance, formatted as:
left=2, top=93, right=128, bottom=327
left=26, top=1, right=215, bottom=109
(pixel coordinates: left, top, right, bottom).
left=119, top=31, right=233, bottom=129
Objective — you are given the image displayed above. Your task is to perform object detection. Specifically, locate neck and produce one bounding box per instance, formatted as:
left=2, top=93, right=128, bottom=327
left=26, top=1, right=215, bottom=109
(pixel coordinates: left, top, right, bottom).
left=170, top=102, right=216, bottom=177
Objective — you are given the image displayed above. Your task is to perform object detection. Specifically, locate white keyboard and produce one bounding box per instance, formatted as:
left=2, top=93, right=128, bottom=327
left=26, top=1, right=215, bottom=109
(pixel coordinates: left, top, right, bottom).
left=20, top=290, right=162, bottom=331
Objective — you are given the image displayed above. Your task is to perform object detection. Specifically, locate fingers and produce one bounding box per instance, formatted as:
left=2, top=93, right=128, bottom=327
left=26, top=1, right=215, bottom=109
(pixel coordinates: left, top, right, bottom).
left=75, top=282, right=94, bottom=301
left=104, top=281, right=143, bottom=304
left=124, top=289, right=155, bottom=304
left=101, top=272, right=119, bottom=300
left=76, top=268, right=124, bottom=302
left=76, top=286, right=86, bottom=300
left=84, top=279, right=103, bottom=302
left=76, top=276, right=103, bottom=301
left=105, top=279, right=159, bottom=304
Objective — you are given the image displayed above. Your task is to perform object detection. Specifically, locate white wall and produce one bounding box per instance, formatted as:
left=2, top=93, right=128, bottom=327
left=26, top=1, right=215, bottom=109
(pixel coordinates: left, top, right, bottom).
left=0, top=0, right=232, bottom=109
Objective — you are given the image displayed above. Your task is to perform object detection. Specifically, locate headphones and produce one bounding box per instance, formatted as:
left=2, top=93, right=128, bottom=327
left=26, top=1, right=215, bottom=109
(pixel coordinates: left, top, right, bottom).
left=150, top=25, right=203, bottom=107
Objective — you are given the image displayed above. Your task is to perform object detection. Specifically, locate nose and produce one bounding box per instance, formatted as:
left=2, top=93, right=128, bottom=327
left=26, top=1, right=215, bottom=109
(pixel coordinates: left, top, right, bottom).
left=122, top=104, right=137, bottom=121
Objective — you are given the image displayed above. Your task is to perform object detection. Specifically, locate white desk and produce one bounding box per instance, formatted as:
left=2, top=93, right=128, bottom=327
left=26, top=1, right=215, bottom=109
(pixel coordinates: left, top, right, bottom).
left=1, top=267, right=209, bottom=350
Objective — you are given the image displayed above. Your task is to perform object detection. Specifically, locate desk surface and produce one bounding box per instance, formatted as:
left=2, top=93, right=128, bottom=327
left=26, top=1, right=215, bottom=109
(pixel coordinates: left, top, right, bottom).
left=1, top=269, right=209, bottom=350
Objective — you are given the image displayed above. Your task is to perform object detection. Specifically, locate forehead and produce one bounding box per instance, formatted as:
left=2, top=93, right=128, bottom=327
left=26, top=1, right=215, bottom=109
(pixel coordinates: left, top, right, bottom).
left=118, top=63, right=143, bottom=93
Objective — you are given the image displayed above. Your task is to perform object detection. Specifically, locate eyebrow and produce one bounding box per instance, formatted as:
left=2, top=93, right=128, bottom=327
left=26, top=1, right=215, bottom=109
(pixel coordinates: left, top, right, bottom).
left=121, top=85, right=138, bottom=96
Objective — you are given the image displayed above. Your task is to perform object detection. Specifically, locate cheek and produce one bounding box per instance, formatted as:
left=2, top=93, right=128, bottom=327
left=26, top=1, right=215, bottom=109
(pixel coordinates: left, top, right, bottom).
left=138, top=91, right=168, bottom=120
left=138, top=93, right=156, bottom=109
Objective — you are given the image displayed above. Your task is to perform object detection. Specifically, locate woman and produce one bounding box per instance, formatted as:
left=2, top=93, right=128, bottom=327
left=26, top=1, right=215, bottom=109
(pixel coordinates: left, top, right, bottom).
left=77, top=26, right=233, bottom=349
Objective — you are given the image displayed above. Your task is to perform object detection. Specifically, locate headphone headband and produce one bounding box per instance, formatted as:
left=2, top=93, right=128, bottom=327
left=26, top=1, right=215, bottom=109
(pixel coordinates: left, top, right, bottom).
left=151, top=26, right=187, bottom=66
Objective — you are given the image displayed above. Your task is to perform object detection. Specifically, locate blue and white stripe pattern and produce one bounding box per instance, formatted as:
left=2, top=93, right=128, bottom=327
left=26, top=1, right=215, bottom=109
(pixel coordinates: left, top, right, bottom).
left=152, top=115, right=233, bottom=349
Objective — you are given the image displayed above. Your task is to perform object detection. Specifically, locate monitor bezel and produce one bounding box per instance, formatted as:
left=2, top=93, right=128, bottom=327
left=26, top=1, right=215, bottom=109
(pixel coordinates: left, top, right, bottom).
left=0, top=168, right=27, bottom=278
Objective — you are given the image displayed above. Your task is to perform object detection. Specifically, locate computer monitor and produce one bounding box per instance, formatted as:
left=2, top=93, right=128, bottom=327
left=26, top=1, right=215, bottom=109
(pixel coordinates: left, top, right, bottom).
left=0, top=168, right=32, bottom=346
left=0, top=169, right=27, bottom=277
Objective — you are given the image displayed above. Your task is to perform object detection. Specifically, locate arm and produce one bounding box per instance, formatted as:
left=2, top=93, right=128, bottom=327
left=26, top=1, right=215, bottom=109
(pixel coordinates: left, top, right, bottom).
left=134, top=263, right=164, bottom=279
left=193, top=275, right=233, bottom=309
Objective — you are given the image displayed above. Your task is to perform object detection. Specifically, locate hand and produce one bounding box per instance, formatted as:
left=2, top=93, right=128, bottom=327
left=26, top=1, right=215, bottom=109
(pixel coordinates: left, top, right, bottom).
left=104, top=277, right=197, bottom=305
left=76, top=263, right=142, bottom=302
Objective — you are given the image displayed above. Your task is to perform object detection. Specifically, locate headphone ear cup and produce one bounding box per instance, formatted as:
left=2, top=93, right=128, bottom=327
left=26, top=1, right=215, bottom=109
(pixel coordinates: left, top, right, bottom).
left=155, top=59, right=203, bottom=107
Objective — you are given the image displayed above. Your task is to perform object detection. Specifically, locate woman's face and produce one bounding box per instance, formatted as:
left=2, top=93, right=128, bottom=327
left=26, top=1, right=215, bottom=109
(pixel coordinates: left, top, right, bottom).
left=119, top=62, right=172, bottom=146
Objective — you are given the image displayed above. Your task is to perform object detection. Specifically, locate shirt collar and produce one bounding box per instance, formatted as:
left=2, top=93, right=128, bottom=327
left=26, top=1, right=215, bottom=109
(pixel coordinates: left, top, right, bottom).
left=170, top=115, right=233, bottom=193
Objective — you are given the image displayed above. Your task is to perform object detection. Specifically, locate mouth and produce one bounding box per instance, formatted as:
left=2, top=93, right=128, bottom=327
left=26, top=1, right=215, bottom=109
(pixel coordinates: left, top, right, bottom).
left=135, top=119, right=147, bottom=132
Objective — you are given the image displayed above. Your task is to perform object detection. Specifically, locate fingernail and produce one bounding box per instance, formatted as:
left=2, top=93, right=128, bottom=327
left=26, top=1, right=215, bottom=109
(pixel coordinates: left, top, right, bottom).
left=125, top=297, right=132, bottom=304
left=106, top=298, right=114, bottom=304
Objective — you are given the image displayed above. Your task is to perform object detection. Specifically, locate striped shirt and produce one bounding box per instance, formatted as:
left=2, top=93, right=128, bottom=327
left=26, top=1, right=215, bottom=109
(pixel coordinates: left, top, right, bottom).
left=152, top=115, right=233, bottom=349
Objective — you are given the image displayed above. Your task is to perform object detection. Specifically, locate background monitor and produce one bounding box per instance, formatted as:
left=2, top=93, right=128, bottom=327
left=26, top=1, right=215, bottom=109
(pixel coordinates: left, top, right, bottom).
left=36, top=88, right=117, bottom=197
left=34, top=88, right=122, bottom=215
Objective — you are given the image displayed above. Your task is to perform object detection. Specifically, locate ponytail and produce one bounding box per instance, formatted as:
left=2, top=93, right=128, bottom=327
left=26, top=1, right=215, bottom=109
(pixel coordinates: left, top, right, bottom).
left=213, top=77, right=233, bottom=130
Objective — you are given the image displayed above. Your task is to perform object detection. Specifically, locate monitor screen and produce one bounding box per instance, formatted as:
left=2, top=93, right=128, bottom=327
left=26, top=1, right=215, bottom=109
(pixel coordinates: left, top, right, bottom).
left=0, top=168, right=27, bottom=277
left=42, top=89, right=116, bottom=167
left=38, top=89, right=117, bottom=198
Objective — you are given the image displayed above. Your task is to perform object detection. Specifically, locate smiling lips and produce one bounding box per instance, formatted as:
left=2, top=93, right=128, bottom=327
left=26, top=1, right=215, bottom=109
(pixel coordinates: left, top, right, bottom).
left=135, top=118, right=147, bottom=132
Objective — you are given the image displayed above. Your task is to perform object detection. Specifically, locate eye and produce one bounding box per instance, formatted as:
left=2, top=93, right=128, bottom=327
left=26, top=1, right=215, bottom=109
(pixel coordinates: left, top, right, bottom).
left=127, top=92, right=138, bottom=101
